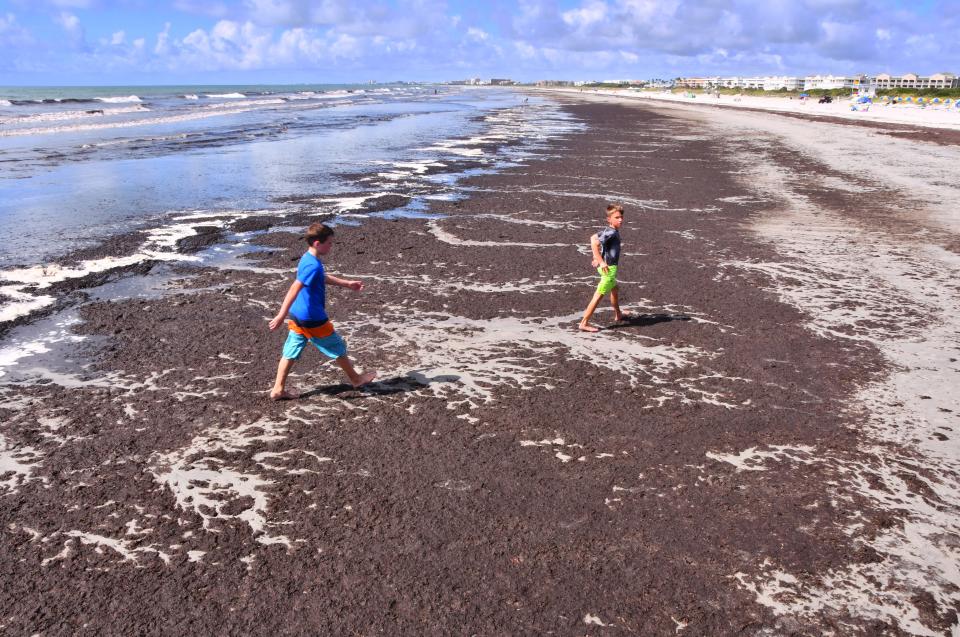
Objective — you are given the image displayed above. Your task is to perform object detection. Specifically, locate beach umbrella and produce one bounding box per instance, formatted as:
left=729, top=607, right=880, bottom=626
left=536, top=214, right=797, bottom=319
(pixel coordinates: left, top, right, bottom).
left=856, top=96, right=872, bottom=103
left=800, top=93, right=809, bottom=97
left=906, top=96, right=913, bottom=102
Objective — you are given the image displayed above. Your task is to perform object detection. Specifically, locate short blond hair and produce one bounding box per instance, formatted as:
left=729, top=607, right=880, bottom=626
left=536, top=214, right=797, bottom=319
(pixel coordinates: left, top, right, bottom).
left=606, top=204, right=624, bottom=217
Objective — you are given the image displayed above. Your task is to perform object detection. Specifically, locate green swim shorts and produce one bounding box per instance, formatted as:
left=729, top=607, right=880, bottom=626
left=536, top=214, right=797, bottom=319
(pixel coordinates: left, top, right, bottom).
left=596, top=265, right=618, bottom=295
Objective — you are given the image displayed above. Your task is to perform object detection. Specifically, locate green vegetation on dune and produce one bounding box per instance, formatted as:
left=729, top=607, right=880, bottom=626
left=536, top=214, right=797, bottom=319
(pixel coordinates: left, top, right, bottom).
left=876, top=88, right=960, bottom=98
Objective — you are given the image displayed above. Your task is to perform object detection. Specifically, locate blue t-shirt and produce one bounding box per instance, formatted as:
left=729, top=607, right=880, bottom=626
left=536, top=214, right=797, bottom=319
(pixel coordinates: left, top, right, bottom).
left=289, top=252, right=328, bottom=324
left=597, top=227, right=621, bottom=266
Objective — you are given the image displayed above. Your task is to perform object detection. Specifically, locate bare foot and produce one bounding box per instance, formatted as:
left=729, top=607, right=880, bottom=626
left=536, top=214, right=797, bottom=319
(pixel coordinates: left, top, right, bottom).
left=578, top=323, right=600, bottom=333
left=352, top=371, right=377, bottom=388
left=614, top=312, right=633, bottom=323
left=269, top=389, right=299, bottom=401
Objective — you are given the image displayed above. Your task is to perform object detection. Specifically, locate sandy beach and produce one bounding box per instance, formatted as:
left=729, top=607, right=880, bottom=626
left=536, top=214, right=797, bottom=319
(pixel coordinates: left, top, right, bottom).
left=557, top=86, right=960, bottom=133
left=2, top=90, right=959, bottom=635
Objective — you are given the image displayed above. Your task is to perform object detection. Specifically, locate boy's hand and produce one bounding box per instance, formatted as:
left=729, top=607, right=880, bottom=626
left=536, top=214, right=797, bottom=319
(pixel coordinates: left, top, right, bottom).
left=268, top=314, right=285, bottom=331
left=599, top=262, right=609, bottom=274
left=347, top=280, right=364, bottom=292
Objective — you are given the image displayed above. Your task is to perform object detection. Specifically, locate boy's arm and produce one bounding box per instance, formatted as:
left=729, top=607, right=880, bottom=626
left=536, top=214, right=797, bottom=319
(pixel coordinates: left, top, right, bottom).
left=325, top=274, right=364, bottom=292
left=268, top=279, right=304, bottom=330
left=590, top=235, right=607, bottom=272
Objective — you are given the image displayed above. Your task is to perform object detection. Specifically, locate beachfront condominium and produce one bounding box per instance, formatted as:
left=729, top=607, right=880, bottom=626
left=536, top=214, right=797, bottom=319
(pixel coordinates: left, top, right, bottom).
left=874, top=73, right=959, bottom=89
left=677, top=74, right=859, bottom=90
left=675, top=72, right=957, bottom=92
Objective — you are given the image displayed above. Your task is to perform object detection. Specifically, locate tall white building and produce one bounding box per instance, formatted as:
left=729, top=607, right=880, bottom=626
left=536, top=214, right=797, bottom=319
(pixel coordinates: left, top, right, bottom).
left=874, top=73, right=959, bottom=89
left=804, top=74, right=868, bottom=90
left=763, top=76, right=804, bottom=91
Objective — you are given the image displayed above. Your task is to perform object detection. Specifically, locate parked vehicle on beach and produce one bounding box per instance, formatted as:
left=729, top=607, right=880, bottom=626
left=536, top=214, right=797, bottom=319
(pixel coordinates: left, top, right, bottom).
left=818, top=95, right=833, bottom=104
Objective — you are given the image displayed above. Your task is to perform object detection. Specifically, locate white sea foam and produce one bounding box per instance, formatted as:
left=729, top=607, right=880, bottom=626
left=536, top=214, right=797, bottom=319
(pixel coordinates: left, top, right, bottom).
left=355, top=306, right=719, bottom=410
left=320, top=192, right=393, bottom=212
left=182, top=94, right=199, bottom=100
left=48, top=530, right=170, bottom=565
left=199, top=97, right=285, bottom=111
left=3, top=105, right=147, bottom=126
left=706, top=445, right=816, bottom=472
left=96, top=95, right=142, bottom=104
left=0, top=211, right=239, bottom=324
left=0, top=316, right=85, bottom=378
left=421, top=145, right=484, bottom=157
left=0, top=103, right=248, bottom=137
left=427, top=219, right=568, bottom=248
left=0, top=433, right=42, bottom=492
left=151, top=417, right=287, bottom=540
left=0, top=99, right=12, bottom=107
left=205, top=92, right=246, bottom=99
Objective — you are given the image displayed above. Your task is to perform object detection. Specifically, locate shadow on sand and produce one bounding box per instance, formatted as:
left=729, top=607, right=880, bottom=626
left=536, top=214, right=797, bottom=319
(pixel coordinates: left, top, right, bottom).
left=301, top=371, right=460, bottom=401
left=602, top=313, right=693, bottom=330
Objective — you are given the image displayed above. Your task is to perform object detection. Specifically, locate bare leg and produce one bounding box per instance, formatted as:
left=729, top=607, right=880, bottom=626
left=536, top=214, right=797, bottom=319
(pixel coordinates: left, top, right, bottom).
left=610, top=286, right=628, bottom=322
left=336, top=356, right=377, bottom=387
left=270, top=358, right=299, bottom=400
left=579, top=291, right=605, bottom=332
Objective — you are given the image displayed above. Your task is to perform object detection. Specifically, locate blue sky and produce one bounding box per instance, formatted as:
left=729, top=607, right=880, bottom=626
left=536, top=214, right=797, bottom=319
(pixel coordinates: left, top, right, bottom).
left=0, top=0, right=957, bottom=85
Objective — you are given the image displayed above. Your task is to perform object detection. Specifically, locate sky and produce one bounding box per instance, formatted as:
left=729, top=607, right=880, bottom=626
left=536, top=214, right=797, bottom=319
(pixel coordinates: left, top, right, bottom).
left=0, top=0, right=957, bottom=85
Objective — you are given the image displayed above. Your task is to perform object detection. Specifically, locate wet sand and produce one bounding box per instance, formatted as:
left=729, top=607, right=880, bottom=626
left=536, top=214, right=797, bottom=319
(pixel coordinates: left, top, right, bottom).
left=2, top=96, right=959, bottom=635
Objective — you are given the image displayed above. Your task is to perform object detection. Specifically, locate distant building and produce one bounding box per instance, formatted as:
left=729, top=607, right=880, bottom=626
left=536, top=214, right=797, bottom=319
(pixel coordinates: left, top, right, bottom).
left=490, top=78, right=514, bottom=86
left=677, top=76, right=804, bottom=90
left=536, top=80, right=574, bottom=87
left=763, top=76, right=804, bottom=91
left=874, top=73, right=959, bottom=89
left=647, top=79, right=674, bottom=89
left=803, top=74, right=868, bottom=90
left=670, top=71, right=958, bottom=94
left=675, top=77, right=712, bottom=88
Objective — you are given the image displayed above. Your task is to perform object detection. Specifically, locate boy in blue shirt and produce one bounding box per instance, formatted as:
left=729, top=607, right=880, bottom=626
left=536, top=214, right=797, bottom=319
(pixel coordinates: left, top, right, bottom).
left=579, top=204, right=629, bottom=332
left=268, top=222, right=376, bottom=400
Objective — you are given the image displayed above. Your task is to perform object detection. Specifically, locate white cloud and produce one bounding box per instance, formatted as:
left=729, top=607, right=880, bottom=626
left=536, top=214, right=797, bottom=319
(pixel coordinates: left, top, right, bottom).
left=244, top=0, right=313, bottom=26
left=514, top=41, right=537, bottom=59
left=155, top=23, right=171, bottom=55
left=0, top=12, right=33, bottom=47
left=328, top=31, right=361, bottom=57
left=562, top=0, right=608, bottom=28
left=4, top=0, right=960, bottom=82
left=56, top=11, right=80, bottom=35
left=467, top=27, right=488, bottom=42
left=173, top=0, right=230, bottom=18
left=54, top=10, right=85, bottom=46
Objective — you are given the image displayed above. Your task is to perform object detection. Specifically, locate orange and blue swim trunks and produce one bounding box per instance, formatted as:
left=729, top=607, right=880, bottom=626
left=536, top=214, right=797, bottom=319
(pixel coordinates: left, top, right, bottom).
left=282, top=319, right=347, bottom=360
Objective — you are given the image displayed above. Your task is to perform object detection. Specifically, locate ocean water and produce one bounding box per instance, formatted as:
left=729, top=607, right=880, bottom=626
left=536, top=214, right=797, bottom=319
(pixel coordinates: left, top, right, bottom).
left=0, top=83, right=583, bottom=372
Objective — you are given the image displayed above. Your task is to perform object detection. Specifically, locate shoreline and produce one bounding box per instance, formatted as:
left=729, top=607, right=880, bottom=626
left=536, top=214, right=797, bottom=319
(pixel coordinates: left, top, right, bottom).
left=532, top=86, right=960, bottom=138
left=1, top=93, right=959, bottom=634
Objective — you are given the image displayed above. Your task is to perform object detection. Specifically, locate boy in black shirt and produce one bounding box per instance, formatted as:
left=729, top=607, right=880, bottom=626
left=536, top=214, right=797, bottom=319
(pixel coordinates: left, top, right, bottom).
left=579, top=204, right=628, bottom=332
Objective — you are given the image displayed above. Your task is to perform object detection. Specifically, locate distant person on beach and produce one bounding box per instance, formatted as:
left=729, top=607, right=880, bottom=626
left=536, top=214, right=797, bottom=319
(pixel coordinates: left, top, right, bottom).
left=579, top=204, right=630, bottom=333
left=267, top=222, right=376, bottom=399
